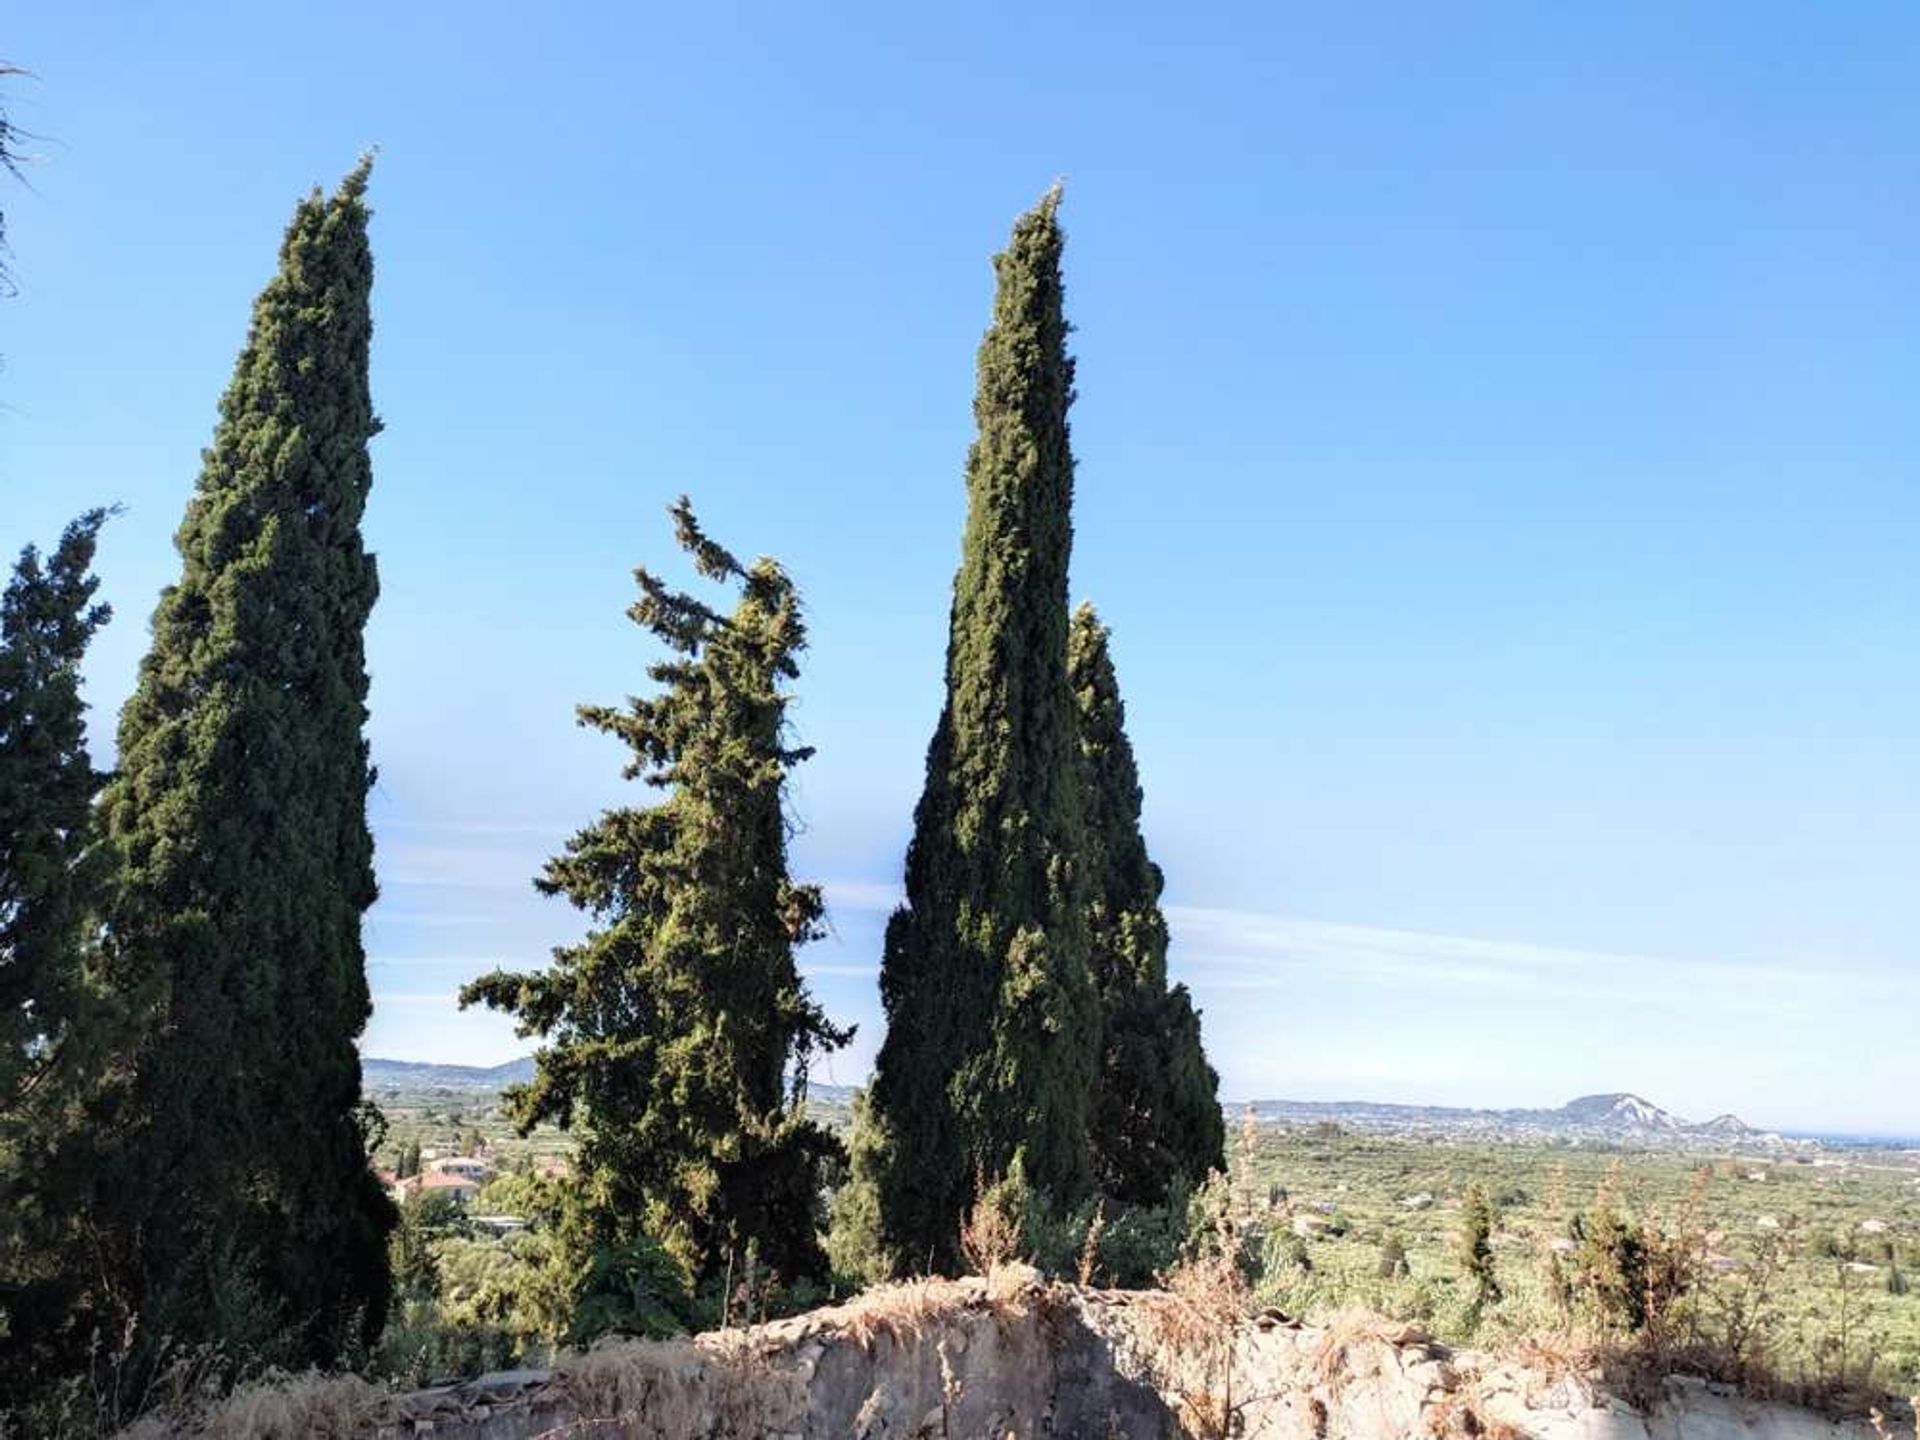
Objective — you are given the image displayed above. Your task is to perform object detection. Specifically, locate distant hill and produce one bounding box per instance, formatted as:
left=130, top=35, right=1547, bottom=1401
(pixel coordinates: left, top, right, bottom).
left=362, top=1055, right=859, bottom=1108
left=360, top=1063, right=1788, bottom=1152
left=362, top=1055, right=536, bottom=1092
left=1240, top=1090, right=1786, bottom=1151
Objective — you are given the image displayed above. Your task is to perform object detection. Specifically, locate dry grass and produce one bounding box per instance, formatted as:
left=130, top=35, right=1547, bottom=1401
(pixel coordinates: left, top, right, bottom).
left=840, top=1275, right=970, bottom=1350
left=959, top=1176, right=1024, bottom=1277
left=1136, top=1198, right=1258, bottom=1440
left=115, top=1369, right=386, bottom=1440
left=1308, top=1304, right=1434, bottom=1387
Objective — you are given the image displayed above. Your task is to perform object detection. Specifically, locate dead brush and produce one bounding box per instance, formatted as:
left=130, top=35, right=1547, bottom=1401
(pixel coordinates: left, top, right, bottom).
left=1077, top=1199, right=1108, bottom=1287
left=959, top=1171, right=1026, bottom=1277
left=841, top=1276, right=961, bottom=1350
left=1309, top=1305, right=1430, bottom=1388
left=116, top=1368, right=387, bottom=1440
left=1138, top=1193, right=1256, bottom=1439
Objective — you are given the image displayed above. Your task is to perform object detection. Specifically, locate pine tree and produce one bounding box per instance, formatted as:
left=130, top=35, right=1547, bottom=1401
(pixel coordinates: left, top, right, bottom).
left=0, top=509, right=114, bottom=1392
left=0, top=510, right=112, bottom=1117
left=865, top=187, right=1099, bottom=1273
left=1069, top=604, right=1223, bottom=1205
left=93, top=160, right=392, bottom=1368
left=462, top=499, right=850, bottom=1304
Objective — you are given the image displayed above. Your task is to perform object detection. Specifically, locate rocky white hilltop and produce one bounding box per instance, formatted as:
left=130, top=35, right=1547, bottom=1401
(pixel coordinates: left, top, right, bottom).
left=1243, top=1090, right=1796, bottom=1151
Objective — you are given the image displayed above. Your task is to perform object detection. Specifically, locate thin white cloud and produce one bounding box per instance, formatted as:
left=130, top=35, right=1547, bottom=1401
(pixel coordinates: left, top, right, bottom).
left=376, top=819, right=574, bottom=838
left=367, top=955, right=507, bottom=970
left=367, top=910, right=495, bottom=927
left=1164, top=905, right=1911, bottom=1013
left=821, top=879, right=903, bottom=914
left=380, top=841, right=542, bottom=892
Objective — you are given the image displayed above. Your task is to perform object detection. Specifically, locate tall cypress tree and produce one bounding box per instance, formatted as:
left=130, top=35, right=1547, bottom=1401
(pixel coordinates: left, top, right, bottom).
left=94, top=160, right=391, bottom=1367
left=462, top=500, right=850, bottom=1299
left=866, top=188, right=1098, bottom=1273
left=1069, top=603, right=1223, bottom=1205
left=0, top=510, right=114, bottom=1389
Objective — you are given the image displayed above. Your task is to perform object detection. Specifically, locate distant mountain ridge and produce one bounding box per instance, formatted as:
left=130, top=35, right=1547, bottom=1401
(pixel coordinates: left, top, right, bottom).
left=362, top=1055, right=536, bottom=1091
left=362, top=1056, right=858, bottom=1106
left=1242, top=1090, right=1790, bottom=1150
left=360, top=1064, right=1791, bottom=1151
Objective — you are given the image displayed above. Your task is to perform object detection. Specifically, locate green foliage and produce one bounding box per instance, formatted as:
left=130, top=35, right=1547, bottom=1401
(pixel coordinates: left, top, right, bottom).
left=432, top=1234, right=560, bottom=1344
left=825, top=1089, right=892, bottom=1288
left=390, top=1191, right=466, bottom=1300
left=462, top=500, right=848, bottom=1304
left=0, top=510, right=112, bottom=1108
left=1069, top=605, right=1224, bottom=1205
left=1217, top=1117, right=1916, bottom=1400
left=89, top=159, right=395, bottom=1378
left=1572, top=1192, right=1651, bottom=1332
left=372, top=1296, right=519, bottom=1391
left=1458, top=1182, right=1502, bottom=1320
left=866, top=187, right=1100, bottom=1274
left=998, top=1181, right=1194, bottom=1289
left=0, top=509, right=115, bottom=1397
left=1378, top=1233, right=1411, bottom=1280
left=569, top=1235, right=697, bottom=1344
left=1087, top=1188, right=1192, bottom=1288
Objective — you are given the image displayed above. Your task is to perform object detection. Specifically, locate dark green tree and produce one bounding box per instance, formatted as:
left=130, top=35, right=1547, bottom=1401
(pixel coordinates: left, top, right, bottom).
left=1571, top=1193, right=1649, bottom=1332
left=1459, top=1181, right=1502, bottom=1315
left=0, top=510, right=112, bottom=1116
left=865, top=187, right=1099, bottom=1273
left=92, top=159, right=393, bottom=1369
left=1069, top=604, right=1223, bottom=1205
left=0, top=509, right=113, bottom=1394
left=462, top=499, right=849, bottom=1308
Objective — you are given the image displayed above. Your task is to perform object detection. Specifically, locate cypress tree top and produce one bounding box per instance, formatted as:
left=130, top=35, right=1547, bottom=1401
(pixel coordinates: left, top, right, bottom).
left=868, top=187, right=1099, bottom=1271
left=97, top=157, right=391, bottom=1367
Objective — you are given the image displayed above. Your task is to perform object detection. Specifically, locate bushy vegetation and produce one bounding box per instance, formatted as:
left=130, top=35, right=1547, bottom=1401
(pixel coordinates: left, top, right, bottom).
left=1220, top=1123, right=1920, bottom=1409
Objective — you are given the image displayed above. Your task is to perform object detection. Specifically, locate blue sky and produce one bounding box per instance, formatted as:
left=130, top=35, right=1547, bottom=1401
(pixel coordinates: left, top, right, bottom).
left=3, top=3, right=1916, bottom=1134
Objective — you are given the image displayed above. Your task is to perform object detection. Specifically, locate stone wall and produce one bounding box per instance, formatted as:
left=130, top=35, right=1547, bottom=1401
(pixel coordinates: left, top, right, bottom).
left=130, top=1270, right=1894, bottom=1439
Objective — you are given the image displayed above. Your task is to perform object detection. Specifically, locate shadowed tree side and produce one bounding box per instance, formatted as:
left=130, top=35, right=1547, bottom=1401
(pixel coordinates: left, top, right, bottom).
left=865, top=188, right=1099, bottom=1274
left=1069, top=603, right=1223, bottom=1205
left=462, top=499, right=850, bottom=1310
left=91, top=160, right=392, bottom=1371
left=0, top=510, right=115, bottom=1394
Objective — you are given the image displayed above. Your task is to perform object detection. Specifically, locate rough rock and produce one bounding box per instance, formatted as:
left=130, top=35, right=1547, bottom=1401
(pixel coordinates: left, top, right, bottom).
left=132, top=1275, right=1894, bottom=1439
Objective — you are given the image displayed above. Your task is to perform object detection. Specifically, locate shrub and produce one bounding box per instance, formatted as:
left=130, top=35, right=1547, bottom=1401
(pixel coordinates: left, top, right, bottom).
left=571, top=1236, right=697, bottom=1343
left=1378, top=1234, right=1411, bottom=1280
